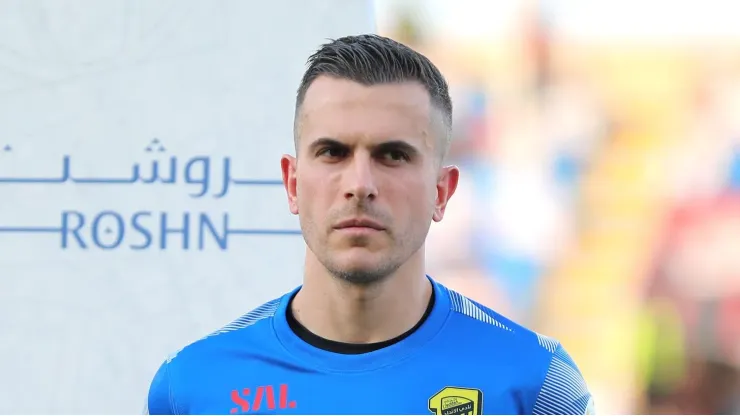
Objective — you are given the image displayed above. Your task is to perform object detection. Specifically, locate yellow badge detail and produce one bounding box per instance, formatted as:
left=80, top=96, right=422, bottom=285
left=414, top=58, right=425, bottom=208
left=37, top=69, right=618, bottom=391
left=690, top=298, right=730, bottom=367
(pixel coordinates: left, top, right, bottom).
left=428, top=387, right=483, bottom=415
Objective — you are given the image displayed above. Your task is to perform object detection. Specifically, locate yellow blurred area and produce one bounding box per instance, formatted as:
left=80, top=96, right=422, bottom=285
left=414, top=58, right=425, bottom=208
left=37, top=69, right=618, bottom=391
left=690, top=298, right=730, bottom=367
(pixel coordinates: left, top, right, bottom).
left=376, top=1, right=740, bottom=413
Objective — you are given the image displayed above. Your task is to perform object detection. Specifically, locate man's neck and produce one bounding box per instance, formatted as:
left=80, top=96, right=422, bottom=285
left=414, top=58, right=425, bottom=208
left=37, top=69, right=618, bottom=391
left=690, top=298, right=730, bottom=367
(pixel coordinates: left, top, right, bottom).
left=291, top=251, right=432, bottom=344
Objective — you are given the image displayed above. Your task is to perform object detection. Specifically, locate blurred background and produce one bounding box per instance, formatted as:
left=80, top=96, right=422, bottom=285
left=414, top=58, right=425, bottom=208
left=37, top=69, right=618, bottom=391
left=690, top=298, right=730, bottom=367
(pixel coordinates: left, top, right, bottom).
left=374, top=0, right=740, bottom=414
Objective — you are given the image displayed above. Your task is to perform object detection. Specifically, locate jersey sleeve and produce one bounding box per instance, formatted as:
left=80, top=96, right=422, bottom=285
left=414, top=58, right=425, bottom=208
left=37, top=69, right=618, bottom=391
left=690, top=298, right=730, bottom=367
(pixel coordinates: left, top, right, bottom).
left=146, top=360, right=176, bottom=415
left=530, top=343, right=595, bottom=415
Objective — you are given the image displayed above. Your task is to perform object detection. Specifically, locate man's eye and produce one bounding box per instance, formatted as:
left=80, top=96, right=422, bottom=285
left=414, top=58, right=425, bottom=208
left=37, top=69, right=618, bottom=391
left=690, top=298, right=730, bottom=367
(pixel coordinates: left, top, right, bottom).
left=318, top=147, right=347, bottom=158
left=382, top=150, right=410, bottom=162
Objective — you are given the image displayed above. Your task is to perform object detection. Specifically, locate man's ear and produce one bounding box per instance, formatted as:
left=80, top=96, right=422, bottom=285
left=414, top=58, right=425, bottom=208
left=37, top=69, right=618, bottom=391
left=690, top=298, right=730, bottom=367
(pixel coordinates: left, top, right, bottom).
left=281, top=155, right=299, bottom=215
left=432, top=165, right=460, bottom=222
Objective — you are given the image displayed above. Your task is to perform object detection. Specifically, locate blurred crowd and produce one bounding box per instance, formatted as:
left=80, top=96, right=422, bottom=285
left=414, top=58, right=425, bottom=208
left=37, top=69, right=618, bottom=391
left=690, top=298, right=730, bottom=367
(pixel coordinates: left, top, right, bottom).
left=376, top=0, right=740, bottom=414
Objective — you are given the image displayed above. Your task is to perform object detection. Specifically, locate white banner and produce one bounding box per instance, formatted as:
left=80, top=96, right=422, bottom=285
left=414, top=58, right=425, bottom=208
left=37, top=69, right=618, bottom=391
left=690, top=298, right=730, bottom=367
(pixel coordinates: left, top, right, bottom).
left=0, top=0, right=375, bottom=413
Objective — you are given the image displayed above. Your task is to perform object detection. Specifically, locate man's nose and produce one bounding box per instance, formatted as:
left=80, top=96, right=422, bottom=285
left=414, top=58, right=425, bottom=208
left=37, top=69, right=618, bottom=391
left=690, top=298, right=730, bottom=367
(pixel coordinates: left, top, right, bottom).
left=343, top=156, right=378, bottom=201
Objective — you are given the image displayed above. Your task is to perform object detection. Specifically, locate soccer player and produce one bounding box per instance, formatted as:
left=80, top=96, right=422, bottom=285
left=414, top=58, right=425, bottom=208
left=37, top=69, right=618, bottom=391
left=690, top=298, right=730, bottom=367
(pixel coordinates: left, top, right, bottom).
left=146, top=34, right=595, bottom=415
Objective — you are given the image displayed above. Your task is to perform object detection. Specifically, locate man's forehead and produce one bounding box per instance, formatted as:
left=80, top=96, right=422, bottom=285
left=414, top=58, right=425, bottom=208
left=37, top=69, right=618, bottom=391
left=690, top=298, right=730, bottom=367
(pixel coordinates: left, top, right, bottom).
left=300, top=76, right=432, bottom=113
left=300, top=81, right=426, bottom=126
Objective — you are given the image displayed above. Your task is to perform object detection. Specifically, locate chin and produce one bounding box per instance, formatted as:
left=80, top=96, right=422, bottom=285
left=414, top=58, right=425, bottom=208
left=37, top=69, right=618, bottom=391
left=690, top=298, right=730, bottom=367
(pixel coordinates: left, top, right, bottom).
left=324, top=250, right=400, bottom=285
left=333, top=249, right=383, bottom=270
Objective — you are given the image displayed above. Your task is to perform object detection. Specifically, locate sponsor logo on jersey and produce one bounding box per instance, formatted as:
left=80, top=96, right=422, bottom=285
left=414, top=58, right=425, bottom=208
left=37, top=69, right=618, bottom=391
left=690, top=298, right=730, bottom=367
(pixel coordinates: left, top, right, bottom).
left=229, top=384, right=296, bottom=414
left=428, top=386, right=483, bottom=415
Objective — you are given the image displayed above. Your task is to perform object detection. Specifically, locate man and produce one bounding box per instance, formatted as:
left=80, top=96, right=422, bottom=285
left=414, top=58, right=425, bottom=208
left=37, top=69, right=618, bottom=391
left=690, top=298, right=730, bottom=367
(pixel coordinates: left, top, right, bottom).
left=146, top=34, right=594, bottom=415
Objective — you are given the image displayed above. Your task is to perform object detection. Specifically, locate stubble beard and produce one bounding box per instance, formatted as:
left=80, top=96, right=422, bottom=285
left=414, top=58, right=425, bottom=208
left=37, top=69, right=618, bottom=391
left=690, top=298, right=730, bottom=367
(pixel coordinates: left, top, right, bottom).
left=325, top=258, right=402, bottom=286
left=321, top=233, right=404, bottom=286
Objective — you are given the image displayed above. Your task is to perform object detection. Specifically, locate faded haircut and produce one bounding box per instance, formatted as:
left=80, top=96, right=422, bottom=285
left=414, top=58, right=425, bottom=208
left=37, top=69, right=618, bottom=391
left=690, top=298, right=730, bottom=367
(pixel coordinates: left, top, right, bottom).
left=293, top=34, right=453, bottom=156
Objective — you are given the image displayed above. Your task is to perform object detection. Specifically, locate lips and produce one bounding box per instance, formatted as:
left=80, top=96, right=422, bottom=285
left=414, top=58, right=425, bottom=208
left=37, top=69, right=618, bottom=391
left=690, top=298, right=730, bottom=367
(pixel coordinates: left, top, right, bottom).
left=333, top=218, right=385, bottom=231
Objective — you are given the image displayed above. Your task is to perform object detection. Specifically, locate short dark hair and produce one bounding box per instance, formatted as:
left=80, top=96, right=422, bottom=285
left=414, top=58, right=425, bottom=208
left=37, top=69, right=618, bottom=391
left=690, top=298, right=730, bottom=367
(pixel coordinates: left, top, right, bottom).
left=294, top=34, right=453, bottom=153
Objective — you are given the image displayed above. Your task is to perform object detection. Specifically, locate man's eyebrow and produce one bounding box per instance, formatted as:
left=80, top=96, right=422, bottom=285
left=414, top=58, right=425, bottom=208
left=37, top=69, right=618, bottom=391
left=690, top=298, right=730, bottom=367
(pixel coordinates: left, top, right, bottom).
left=307, top=137, right=345, bottom=153
left=372, top=140, right=420, bottom=156
left=306, top=138, right=422, bottom=156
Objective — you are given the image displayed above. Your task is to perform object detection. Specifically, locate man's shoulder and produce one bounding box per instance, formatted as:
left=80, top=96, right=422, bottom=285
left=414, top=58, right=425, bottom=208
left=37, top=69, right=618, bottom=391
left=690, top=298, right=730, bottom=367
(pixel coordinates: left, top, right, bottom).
left=441, top=286, right=594, bottom=414
left=441, top=285, right=580, bottom=372
left=443, top=286, right=553, bottom=354
left=146, top=296, right=287, bottom=414
left=165, top=296, right=284, bottom=367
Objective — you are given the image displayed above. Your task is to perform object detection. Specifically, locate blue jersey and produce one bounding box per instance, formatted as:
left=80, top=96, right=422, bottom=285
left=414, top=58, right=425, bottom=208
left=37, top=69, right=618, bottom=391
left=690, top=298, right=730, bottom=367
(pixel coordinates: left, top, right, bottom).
left=146, top=278, right=594, bottom=415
